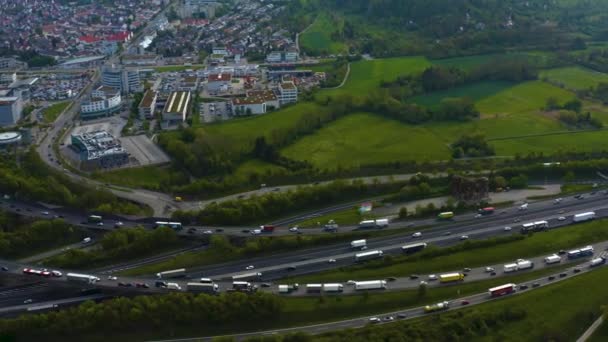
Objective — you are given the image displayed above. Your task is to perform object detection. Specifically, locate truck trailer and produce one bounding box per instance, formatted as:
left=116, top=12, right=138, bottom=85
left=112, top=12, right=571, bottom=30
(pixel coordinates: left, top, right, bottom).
left=156, top=268, right=186, bottom=279
left=424, top=301, right=450, bottom=313
left=489, top=283, right=515, bottom=297
left=278, top=284, right=299, bottom=294
left=355, top=250, right=384, bottom=262
left=590, top=257, right=606, bottom=267
left=568, top=246, right=594, bottom=259
left=574, top=212, right=596, bottom=223
left=350, top=239, right=367, bottom=249
left=438, top=273, right=465, bottom=283
left=66, top=273, right=100, bottom=284
left=437, top=212, right=454, bottom=220
left=323, top=283, right=344, bottom=292
left=306, top=284, right=323, bottom=293
left=503, top=263, right=518, bottom=273
left=231, top=272, right=262, bottom=281
left=516, top=259, right=534, bottom=270
left=354, top=280, right=387, bottom=291
left=186, top=283, right=218, bottom=293
left=401, top=242, right=427, bottom=254
left=358, top=220, right=377, bottom=229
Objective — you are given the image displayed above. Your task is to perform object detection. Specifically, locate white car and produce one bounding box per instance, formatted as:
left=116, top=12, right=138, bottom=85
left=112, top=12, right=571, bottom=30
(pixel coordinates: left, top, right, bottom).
left=97, top=222, right=104, bottom=226
left=327, top=259, right=337, bottom=263
left=51, top=270, right=62, bottom=277
left=347, top=280, right=357, bottom=285
left=289, top=226, right=299, bottom=232
left=504, top=226, right=512, bottom=231
left=558, top=216, right=566, bottom=221
left=428, top=274, right=438, bottom=281
left=245, top=265, right=255, bottom=270
left=203, top=230, right=213, bottom=235
left=460, top=235, right=469, bottom=240
left=554, top=198, right=562, bottom=204
left=251, top=229, right=261, bottom=235
left=41, top=211, right=49, bottom=215
left=485, top=267, right=495, bottom=273
left=23, top=299, right=33, bottom=304
left=474, top=214, right=482, bottom=218
left=412, top=232, right=422, bottom=238
left=420, top=280, right=428, bottom=285
left=107, top=276, right=118, bottom=281
left=115, top=221, right=124, bottom=227
left=369, top=317, right=381, bottom=323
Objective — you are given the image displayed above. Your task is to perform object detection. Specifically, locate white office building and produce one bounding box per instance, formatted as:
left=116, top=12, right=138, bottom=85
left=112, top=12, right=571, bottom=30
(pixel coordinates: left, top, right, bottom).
left=81, top=86, right=122, bottom=120
left=278, top=82, right=298, bottom=105
left=101, top=65, right=142, bottom=94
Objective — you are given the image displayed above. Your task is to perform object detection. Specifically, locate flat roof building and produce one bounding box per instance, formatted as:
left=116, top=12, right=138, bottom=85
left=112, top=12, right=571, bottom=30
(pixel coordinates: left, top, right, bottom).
left=0, top=96, right=22, bottom=127
left=81, top=86, right=122, bottom=120
left=70, top=130, right=129, bottom=170
left=162, top=91, right=191, bottom=127
left=138, top=90, right=157, bottom=119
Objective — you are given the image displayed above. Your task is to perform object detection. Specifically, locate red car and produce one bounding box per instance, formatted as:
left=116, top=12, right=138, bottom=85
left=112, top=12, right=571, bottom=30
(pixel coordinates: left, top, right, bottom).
left=461, top=300, right=470, bottom=306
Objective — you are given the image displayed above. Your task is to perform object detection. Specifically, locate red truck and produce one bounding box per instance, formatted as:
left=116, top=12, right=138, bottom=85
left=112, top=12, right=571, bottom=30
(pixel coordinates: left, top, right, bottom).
left=488, top=283, right=515, bottom=297
left=260, top=225, right=275, bottom=233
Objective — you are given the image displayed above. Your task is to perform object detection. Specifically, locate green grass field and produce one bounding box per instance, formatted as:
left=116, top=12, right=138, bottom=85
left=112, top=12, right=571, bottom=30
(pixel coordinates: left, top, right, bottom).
left=297, top=207, right=370, bottom=228
left=92, top=166, right=174, bottom=191
left=410, top=81, right=515, bottom=108
left=300, top=14, right=348, bottom=55
left=540, top=66, right=608, bottom=90
left=281, top=113, right=451, bottom=168
left=42, top=101, right=70, bottom=123
left=288, top=219, right=608, bottom=283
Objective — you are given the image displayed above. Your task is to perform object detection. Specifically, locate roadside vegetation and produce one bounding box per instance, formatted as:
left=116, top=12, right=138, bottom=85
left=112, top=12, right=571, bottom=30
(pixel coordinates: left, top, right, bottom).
left=41, top=101, right=70, bottom=123
left=288, top=219, right=608, bottom=283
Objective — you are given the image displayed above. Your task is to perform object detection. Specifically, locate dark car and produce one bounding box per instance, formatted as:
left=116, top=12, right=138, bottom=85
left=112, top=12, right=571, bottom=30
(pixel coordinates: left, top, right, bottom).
left=519, top=284, right=529, bottom=290
left=463, top=268, right=472, bottom=273
left=490, top=271, right=497, bottom=276
left=155, top=281, right=168, bottom=288
left=409, top=274, right=419, bottom=280
left=559, top=273, right=567, bottom=278
left=117, top=282, right=129, bottom=287
left=135, top=283, right=149, bottom=289
left=573, top=268, right=581, bottom=273
left=260, top=283, right=272, bottom=288
left=26, top=208, right=32, bottom=212
left=397, top=313, right=407, bottom=319
left=386, top=277, right=397, bottom=282
left=558, top=249, right=567, bottom=255
left=241, top=229, right=250, bottom=233
left=532, top=282, right=540, bottom=288
left=1, top=266, right=8, bottom=271
left=548, top=276, right=555, bottom=281
left=461, top=300, right=470, bottom=305
left=287, top=266, right=297, bottom=271
left=215, top=228, right=224, bottom=233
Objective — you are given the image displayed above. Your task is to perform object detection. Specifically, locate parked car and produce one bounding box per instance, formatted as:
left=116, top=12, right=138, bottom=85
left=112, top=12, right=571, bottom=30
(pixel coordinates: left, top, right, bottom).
left=245, top=265, right=255, bottom=270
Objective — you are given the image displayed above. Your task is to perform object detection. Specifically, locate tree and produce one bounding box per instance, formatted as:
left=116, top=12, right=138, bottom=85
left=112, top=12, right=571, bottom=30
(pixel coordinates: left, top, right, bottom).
left=399, top=207, right=408, bottom=218
left=418, top=283, right=428, bottom=298
left=562, top=171, right=575, bottom=183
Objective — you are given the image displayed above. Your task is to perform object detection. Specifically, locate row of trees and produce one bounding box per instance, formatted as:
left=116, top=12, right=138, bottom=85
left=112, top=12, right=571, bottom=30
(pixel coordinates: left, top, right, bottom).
left=0, top=292, right=282, bottom=341
left=0, top=217, right=84, bottom=258
left=44, top=227, right=179, bottom=269
left=451, top=134, right=496, bottom=158
left=0, top=150, right=145, bottom=215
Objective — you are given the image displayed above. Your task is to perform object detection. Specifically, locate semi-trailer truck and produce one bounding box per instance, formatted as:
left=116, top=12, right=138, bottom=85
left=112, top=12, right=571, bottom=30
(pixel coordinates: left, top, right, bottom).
left=323, top=283, right=344, bottom=292
left=278, top=284, right=299, bottom=294
left=574, top=212, right=596, bottom=223
left=306, top=284, right=323, bottom=293
left=590, top=257, right=606, bottom=267
left=354, top=280, right=387, bottom=291
left=156, top=268, right=186, bottom=279
left=186, top=283, right=218, bottom=293
left=568, top=246, right=594, bottom=259
left=503, top=263, right=518, bottom=273
left=66, top=273, right=100, bottom=284
left=350, top=239, right=367, bottom=249
left=544, top=254, right=561, bottom=264
left=489, top=283, right=515, bottom=297
left=358, top=219, right=390, bottom=229
left=231, top=272, right=262, bottom=281
left=401, top=242, right=427, bottom=254
left=232, top=281, right=255, bottom=292
left=424, top=301, right=450, bottom=313
left=438, top=273, right=465, bottom=283
left=260, top=225, right=275, bottom=233
left=354, top=250, right=384, bottom=262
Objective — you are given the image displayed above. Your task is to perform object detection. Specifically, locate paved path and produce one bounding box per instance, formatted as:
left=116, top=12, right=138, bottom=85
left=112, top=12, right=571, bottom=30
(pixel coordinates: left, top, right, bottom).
left=323, top=62, right=351, bottom=89
left=577, top=316, right=604, bottom=342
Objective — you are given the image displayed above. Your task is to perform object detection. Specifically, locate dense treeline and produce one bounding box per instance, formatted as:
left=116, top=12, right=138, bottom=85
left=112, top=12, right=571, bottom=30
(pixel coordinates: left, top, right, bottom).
left=0, top=216, right=84, bottom=258
left=0, top=150, right=146, bottom=215
left=0, top=292, right=282, bottom=342
left=172, top=179, right=409, bottom=225
left=43, top=227, right=179, bottom=268
left=451, top=134, right=495, bottom=158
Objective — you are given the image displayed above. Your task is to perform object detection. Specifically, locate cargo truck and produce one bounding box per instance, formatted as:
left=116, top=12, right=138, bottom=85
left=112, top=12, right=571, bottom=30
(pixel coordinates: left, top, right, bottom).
left=437, top=212, right=454, bottom=220
left=156, top=268, right=186, bottom=279
left=186, top=282, right=218, bottom=293
left=350, top=239, right=367, bottom=249
left=232, top=281, right=255, bottom=292
left=503, top=263, right=518, bottom=273
left=278, top=284, right=299, bottom=294
left=354, top=250, right=384, bottom=262
left=323, top=283, right=344, bottom=292
left=323, top=220, right=338, bottom=232
left=574, top=212, right=596, bottom=223
left=231, top=272, right=262, bottom=281
left=166, top=282, right=182, bottom=291
left=424, top=301, right=450, bottom=313
left=489, top=283, right=515, bottom=297
left=438, top=273, right=465, bottom=283
left=544, top=254, right=561, bottom=264
left=260, top=225, right=275, bottom=233
left=306, top=284, right=323, bottom=293
left=87, top=215, right=102, bottom=223
left=401, top=242, right=427, bottom=254
left=590, top=257, right=606, bottom=267
left=375, top=219, right=389, bottom=228
left=354, top=280, right=387, bottom=291
left=66, top=273, right=100, bottom=284
left=516, top=259, right=534, bottom=270
left=521, top=221, right=549, bottom=233
left=358, top=220, right=377, bottom=229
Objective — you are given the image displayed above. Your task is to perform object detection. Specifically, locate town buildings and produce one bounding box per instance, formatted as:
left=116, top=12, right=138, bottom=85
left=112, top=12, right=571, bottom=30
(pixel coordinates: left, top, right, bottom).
left=101, top=65, right=142, bottom=94
left=80, top=86, right=122, bottom=120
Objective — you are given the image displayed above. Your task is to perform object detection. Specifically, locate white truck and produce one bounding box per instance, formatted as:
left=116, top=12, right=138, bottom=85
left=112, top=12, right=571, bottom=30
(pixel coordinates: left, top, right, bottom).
left=66, top=273, right=100, bottom=284
left=166, top=282, right=182, bottom=291
left=323, top=283, right=344, bottom=292
left=358, top=219, right=389, bottom=229
left=354, top=280, right=387, bottom=291
left=156, top=268, right=186, bottom=279
left=231, top=272, right=262, bottom=281
left=350, top=239, right=367, bottom=249
left=590, top=257, right=606, bottom=267
left=355, top=250, right=384, bottom=262
left=278, top=284, right=299, bottom=294
left=375, top=219, right=389, bottom=228
left=574, top=212, right=596, bottom=223
left=544, top=254, right=561, bottom=264
left=517, top=259, right=534, bottom=270
left=186, top=282, right=218, bottom=294
left=503, top=263, right=518, bottom=273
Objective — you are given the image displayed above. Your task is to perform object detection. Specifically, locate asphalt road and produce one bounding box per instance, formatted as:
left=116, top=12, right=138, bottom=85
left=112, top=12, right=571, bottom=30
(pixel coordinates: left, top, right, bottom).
left=149, top=260, right=606, bottom=342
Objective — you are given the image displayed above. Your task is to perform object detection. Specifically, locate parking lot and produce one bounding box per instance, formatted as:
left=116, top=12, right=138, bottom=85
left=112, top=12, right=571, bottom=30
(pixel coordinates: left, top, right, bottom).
left=201, top=101, right=232, bottom=123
